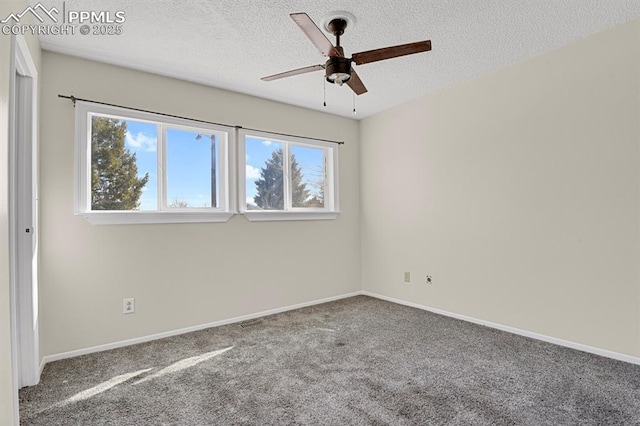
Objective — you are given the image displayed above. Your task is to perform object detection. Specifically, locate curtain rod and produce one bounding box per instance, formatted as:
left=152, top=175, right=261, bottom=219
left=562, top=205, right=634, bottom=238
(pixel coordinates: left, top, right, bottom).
left=57, top=94, right=345, bottom=145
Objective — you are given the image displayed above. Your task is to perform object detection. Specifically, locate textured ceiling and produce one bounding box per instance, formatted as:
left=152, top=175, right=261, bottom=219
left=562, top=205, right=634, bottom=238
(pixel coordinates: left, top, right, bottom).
left=30, top=0, right=640, bottom=119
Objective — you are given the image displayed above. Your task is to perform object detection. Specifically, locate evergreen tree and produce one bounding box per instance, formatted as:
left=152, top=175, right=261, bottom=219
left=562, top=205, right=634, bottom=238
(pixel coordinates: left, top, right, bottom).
left=291, top=153, right=310, bottom=207
left=91, top=118, right=149, bottom=210
left=254, top=147, right=309, bottom=209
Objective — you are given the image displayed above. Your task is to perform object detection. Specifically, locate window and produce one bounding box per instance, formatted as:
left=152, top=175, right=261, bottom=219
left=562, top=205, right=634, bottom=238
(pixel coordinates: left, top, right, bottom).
left=75, top=101, right=235, bottom=224
left=238, top=129, right=339, bottom=221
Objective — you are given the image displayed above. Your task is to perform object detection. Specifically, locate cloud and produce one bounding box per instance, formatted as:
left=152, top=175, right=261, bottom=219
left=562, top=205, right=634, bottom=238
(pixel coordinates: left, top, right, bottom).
left=125, top=131, right=157, bottom=152
left=246, top=164, right=261, bottom=179
left=246, top=196, right=255, bottom=205
left=262, top=140, right=273, bottom=146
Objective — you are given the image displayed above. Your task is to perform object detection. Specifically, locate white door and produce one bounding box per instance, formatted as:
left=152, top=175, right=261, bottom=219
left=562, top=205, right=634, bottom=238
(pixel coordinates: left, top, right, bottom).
left=10, top=34, right=39, bottom=390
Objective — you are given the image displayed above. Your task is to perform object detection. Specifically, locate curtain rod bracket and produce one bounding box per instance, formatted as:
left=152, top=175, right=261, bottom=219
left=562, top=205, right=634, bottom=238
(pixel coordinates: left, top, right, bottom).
left=58, top=94, right=77, bottom=107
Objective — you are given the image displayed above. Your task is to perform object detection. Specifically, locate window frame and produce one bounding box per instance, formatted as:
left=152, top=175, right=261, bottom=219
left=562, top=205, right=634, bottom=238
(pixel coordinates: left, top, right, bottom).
left=75, top=101, right=236, bottom=225
left=238, top=129, right=340, bottom=221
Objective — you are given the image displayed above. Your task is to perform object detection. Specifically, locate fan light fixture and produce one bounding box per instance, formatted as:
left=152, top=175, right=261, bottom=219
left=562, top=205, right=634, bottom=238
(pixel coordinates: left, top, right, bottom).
left=325, top=56, right=351, bottom=85
left=327, top=73, right=350, bottom=85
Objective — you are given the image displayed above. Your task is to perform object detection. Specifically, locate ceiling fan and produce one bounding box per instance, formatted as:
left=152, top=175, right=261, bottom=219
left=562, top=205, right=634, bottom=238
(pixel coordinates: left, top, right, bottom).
left=261, top=12, right=432, bottom=95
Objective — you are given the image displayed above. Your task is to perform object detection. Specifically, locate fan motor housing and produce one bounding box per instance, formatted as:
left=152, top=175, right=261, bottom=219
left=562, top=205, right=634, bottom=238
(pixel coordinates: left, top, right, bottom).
left=325, top=56, right=352, bottom=83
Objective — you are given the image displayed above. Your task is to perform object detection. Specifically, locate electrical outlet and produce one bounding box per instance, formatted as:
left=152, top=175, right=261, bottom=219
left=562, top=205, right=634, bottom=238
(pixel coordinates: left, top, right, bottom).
left=404, top=272, right=411, bottom=283
left=123, top=298, right=135, bottom=314
left=426, top=275, right=433, bottom=284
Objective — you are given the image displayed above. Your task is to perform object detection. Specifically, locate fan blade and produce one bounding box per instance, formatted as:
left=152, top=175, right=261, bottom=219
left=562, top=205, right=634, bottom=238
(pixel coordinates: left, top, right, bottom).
left=261, top=64, right=325, bottom=81
left=290, top=13, right=341, bottom=57
left=347, top=69, right=367, bottom=95
left=352, top=40, right=432, bottom=65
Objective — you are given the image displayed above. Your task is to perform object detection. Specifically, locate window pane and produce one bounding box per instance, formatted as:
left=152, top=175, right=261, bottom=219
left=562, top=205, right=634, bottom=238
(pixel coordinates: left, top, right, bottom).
left=290, top=145, right=325, bottom=208
left=166, top=129, right=217, bottom=208
left=245, top=137, right=284, bottom=210
left=91, top=116, right=157, bottom=211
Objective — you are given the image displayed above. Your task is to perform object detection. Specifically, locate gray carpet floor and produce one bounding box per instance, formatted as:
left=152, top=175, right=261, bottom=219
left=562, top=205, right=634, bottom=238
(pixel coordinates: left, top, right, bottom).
left=19, top=295, right=640, bottom=425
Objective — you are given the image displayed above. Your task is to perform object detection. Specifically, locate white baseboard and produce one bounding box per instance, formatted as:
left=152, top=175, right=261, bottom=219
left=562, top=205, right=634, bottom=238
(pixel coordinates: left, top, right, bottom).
left=41, top=291, right=364, bottom=367
left=363, top=291, right=640, bottom=366
left=41, top=290, right=639, bottom=369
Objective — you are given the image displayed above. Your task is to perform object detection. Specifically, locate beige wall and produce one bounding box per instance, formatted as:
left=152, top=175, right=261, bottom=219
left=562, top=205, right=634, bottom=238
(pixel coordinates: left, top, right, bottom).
left=0, top=2, right=41, bottom=424
left=361, top=20, right=640, bottom=357
left=39, top=52, right=361, bottom=357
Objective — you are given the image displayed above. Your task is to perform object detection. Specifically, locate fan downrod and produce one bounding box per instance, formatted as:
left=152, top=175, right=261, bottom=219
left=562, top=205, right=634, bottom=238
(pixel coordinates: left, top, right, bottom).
left=327, top=18, right=347, bottom=46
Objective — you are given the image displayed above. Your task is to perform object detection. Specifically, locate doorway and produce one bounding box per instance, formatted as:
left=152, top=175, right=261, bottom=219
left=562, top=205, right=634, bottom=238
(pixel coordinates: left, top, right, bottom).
left=9, top=33, right=40, bottom=400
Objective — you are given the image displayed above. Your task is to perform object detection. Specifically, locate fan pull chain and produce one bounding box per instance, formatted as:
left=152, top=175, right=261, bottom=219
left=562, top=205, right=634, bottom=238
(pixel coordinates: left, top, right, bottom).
left=353, top=92, right=357, bottom=116
left=323, top=79, right=327, bottom=107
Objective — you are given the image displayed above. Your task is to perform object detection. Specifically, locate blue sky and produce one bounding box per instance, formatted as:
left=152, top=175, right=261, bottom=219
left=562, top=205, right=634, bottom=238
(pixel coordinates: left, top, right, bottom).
left=124, top=120, right=216, bottom=210
left=119, top=121, right=324, bottom=210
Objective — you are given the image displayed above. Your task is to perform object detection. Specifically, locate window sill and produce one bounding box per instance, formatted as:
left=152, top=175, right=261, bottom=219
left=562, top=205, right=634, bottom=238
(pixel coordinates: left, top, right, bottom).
left=241, top=211, right=339, bottom=222
left=77, top=211, right=236, bottom=225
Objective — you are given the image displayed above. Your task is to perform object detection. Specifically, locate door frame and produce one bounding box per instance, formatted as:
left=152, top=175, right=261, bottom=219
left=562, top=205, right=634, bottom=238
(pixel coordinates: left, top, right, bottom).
left=9, top=32, right=39, bottom=418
